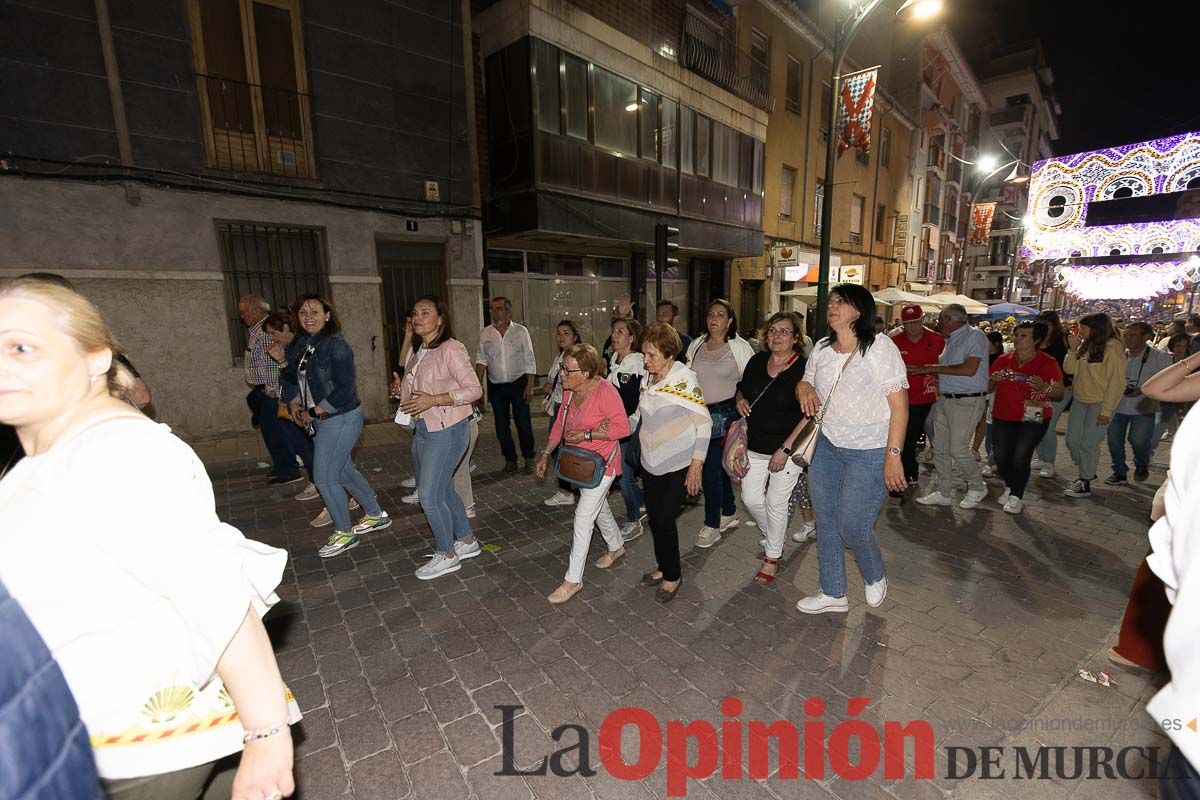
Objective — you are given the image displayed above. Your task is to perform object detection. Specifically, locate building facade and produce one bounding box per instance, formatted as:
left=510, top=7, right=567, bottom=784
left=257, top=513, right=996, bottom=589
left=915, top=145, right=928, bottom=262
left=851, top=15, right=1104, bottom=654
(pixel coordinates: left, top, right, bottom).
left=730, top=0, right=917, bottom=331
left=0, top=0, right=482, bottom=438
left=960, top=41, right=1060, bottom=305
left=473, top=0, right=769, bottom=364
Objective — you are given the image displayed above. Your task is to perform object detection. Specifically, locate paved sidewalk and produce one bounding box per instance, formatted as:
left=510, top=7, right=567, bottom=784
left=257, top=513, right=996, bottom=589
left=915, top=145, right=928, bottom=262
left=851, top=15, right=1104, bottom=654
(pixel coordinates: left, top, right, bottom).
left=197, top=419, right=1172, bottom=800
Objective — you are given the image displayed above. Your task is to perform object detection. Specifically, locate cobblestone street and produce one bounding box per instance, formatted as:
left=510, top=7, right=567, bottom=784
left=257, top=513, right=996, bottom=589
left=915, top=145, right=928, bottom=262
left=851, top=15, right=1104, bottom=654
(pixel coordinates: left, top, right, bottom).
left=195, top=418, right=1172, bottom=800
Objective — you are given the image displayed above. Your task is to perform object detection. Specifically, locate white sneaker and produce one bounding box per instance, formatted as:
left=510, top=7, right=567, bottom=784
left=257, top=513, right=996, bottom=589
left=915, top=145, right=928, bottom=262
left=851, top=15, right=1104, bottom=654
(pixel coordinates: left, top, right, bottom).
left=402, top=490, right=420, bottom=504
left=915, top=491, right=953, bottom=506
left=1002, top=496, right=1024, bottom=514
left=998, top=488, right=1011, bottom=505
left=1039, top=464, right=1055, bottom=478
left=620, top=521, right=644, bottom=543
left=959, top=488, right=987, bottom=509
left=696, top=526, right=721, bottom=548
left=796, top=593, right=849, bottom=615
left=865, top=577, right=888, bottom=608
left=465, top=504, right=476, bottom=519
left=719, top=515, right=740, bottom=532
left=791, top=521, right=816, bottom=543
left=416, top=552, right=461, bottom=580
left=295, top=482, right=320, bottom=502
left=1030, top=458, right=1044, bottom=470
left=544, top=491, right=575, bottom=507
left=401, top=476, right=417, bottom=488
left=454, top=539, right=481, bottom=560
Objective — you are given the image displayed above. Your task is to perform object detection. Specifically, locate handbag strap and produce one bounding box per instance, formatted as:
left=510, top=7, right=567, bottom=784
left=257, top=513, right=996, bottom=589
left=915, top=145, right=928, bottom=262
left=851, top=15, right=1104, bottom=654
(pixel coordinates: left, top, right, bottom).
left=559, top=387, right=620, bottom=466
left=815, top=348, right=857, bottom=424
left=747, top=353, right=798, bottom=413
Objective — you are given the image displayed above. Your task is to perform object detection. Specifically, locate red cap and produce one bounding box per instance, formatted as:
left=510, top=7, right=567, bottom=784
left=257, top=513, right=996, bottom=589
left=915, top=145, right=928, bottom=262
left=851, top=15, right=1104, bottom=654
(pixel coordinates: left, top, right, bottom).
left=901, top=304, right=923, bottom=321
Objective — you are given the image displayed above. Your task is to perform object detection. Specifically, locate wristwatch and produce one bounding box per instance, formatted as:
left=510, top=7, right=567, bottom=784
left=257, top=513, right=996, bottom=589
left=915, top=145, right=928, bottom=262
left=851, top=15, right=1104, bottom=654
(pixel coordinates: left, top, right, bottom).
left=887, top=447, right=901, bottom=456
left=585, top=430, right=593, bottom=442
left=781, top=446, right=794, bottom=455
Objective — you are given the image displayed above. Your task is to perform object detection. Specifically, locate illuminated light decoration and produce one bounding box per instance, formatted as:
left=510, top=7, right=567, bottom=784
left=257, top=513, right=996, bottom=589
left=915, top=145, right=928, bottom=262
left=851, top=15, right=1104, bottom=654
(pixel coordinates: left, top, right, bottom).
left=968, top=203, right=997, bottom=246
left=1022, top=132, right=1200, bottom=261
left=836, top=66, right=878, bottom=158
left=1056, top=261, right=1200, bottom=300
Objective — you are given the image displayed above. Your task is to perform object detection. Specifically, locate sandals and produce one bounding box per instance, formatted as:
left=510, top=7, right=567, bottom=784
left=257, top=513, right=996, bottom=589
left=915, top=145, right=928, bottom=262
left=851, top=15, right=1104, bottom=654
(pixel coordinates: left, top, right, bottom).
left=753, top=557, right=780, bottom=585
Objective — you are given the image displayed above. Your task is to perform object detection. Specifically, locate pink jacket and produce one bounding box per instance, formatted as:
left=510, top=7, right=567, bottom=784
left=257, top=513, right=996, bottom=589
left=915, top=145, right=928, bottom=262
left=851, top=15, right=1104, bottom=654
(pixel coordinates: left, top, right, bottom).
left=550, top=380, right=631, bottom=477
left=400, top=339, right=483, bottom=431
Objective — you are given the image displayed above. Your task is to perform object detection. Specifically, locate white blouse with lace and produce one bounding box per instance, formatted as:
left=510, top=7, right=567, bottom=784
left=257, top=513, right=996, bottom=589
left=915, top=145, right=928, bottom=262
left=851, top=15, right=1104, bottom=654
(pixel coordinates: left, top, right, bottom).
left=803, top=335, right=909, bottom=450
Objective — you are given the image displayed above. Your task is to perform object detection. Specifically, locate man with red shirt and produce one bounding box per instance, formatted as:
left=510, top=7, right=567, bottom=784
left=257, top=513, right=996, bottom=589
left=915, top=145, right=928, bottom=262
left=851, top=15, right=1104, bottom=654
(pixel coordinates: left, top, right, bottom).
left=891, top=305, right=944, bottom=490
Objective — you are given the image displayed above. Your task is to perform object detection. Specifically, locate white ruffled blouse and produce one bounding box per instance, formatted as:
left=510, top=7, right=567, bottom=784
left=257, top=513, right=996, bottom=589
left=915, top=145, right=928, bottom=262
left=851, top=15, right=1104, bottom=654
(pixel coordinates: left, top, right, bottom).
left=0, top=418, right=298, bottom=779
left=803, top=335, right=909, bottom=450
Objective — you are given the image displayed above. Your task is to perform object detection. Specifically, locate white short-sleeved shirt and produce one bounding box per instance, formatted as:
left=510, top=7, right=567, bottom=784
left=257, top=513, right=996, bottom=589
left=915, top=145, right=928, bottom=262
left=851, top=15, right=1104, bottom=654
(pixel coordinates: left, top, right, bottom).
left=0, top=417, right=296, bottom=779
left=803, top=335, right=909, bottom=450
left=477, top=322, right=537, bottom=384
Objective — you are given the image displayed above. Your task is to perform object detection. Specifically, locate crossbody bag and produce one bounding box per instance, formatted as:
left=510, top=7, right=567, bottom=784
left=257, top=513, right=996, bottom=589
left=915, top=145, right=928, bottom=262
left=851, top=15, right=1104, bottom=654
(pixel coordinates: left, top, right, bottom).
left=552, top=389, right=617, bottom=489
left=791, top=349, right=857, bottom=468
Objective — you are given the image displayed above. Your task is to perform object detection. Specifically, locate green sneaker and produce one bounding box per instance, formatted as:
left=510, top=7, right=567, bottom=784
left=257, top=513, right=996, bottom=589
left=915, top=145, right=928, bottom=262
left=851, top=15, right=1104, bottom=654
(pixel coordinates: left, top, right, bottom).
left=318, top=531, right=359, bottom=558
left=351, top=511, right=392, bottom=535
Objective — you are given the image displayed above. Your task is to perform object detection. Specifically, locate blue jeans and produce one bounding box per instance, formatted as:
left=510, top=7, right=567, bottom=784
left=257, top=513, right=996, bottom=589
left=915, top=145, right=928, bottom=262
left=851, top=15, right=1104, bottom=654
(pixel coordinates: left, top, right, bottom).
left=1035, top=390, right=1072, bottom=465
left=413, top=418, right=471, bottom=554
left=1107, top=412, right=1156, bottom=477
left=808, top=435, right=887, bottom=598
left=250, top=388, right=307, bottom=479
left=702, top=405, right=738, bottom=527
left=618, top=433, right=644, bottom=524
left=312, top=406, right=382, bottom=532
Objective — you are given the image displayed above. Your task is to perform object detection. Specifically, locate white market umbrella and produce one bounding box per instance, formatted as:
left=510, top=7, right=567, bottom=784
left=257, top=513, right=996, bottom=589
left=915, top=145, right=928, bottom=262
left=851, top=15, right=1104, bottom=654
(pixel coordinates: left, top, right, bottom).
left=925, top=293, right=989, bottom=314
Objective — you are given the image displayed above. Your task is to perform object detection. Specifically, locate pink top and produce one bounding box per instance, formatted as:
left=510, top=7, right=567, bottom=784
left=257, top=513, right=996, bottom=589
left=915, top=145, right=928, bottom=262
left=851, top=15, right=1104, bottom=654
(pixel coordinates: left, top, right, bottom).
left=550, top=380, right=630, bottom=477
left=400, top=339, right=483, bottom=431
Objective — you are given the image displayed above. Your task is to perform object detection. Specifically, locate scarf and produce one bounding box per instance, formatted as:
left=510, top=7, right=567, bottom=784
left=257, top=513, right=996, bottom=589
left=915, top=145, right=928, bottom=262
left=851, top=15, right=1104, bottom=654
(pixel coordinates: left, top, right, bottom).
left=641, top=360, right=708, bottom=419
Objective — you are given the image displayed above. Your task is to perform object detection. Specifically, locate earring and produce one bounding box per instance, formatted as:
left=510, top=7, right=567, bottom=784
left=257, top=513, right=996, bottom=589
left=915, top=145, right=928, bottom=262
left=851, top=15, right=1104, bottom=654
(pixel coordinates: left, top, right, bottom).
left=89, top=375, right=98, bottom=383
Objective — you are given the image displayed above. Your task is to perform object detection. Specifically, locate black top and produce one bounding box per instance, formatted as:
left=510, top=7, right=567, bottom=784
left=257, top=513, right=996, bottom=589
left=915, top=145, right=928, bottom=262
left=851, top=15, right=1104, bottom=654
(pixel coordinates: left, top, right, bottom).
left=1041, top=337, right=1072, bottom=387
left=736, top=350, right=806, bottom=456
left=0, top=424, right=20, bottom=481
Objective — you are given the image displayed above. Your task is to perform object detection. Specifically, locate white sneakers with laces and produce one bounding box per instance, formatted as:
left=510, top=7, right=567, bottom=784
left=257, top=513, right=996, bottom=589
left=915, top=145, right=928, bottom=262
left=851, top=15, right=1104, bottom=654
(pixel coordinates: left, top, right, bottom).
left=417, top=552, right=461, bottom=580
left=1002, top=496, right=1024, bottom=514
left=791, top=521, right=817, bottom=543
left=865, top=577, right=888, bottom=608
left=796, top=594, right=849, bottom=615
left=958, top=488, right=987, bottom=509
left=544, top=491, right=575, bottom=507
left=696, top=526, right=721, bottom=548
left=915, top=490, right=953, bottom=507
left=454, top=539, right=481, bottom=560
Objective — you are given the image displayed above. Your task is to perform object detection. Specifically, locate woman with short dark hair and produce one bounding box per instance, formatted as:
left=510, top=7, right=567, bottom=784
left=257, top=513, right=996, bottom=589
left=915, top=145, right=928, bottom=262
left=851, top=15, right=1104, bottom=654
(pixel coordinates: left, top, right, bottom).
left=283, top=295, right=391, bottom=557
left=795, top=284, right=908, bottom=615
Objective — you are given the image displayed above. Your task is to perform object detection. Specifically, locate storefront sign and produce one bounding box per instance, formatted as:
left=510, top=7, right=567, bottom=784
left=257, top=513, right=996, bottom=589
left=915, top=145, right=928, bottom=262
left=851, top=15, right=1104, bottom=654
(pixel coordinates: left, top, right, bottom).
left=773, top=245, right=800, bottom=267
left=840, top=265, right=864, bottom=285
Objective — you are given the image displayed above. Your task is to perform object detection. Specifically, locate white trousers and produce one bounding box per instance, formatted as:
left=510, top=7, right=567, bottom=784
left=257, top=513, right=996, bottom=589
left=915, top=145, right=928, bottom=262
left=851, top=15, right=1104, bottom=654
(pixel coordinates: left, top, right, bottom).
left=740, top=451, right=803, bottom=559
left=566, top=473, right=624, bottom=583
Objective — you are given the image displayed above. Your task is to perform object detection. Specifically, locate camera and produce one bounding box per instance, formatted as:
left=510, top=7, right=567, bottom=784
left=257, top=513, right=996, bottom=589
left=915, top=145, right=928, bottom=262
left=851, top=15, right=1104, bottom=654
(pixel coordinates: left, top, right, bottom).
left=1124, top=382, right=1139, bottom=396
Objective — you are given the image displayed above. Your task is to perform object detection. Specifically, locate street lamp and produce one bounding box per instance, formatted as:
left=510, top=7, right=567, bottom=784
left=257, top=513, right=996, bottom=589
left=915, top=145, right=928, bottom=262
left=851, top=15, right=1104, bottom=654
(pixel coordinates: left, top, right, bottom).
left=813, top=0, right=943, bottom=332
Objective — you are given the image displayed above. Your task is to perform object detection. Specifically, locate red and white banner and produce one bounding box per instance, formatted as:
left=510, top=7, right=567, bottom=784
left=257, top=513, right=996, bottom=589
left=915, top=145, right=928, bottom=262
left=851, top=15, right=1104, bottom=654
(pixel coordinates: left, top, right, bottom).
left=836, top=67, right=878, bottom=158
left=968, top=202, right=997, bottom=246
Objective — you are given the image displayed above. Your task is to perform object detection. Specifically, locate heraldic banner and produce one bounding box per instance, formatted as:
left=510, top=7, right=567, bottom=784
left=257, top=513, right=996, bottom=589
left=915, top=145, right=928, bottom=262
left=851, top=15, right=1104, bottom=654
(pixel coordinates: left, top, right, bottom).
left=836, top=66, right=879, bottom=157
left=968, top=202, right=997, bottom=246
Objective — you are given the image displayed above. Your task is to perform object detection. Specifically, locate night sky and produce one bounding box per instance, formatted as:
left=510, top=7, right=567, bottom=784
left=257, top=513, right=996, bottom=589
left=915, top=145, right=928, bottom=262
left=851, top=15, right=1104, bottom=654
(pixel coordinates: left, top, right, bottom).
left=945, top=0, right=1196, bottom=156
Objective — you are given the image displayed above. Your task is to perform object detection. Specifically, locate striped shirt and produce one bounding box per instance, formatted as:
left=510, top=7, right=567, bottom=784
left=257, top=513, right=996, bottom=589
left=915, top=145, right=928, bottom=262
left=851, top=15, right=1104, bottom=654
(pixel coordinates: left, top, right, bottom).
left=638, top=363, right=712, bottom=475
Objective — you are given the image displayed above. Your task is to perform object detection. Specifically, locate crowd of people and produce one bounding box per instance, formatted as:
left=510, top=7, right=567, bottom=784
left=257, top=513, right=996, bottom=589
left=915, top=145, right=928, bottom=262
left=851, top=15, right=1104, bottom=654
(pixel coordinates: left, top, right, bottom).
left=4, top=272, right=1200, bottom=798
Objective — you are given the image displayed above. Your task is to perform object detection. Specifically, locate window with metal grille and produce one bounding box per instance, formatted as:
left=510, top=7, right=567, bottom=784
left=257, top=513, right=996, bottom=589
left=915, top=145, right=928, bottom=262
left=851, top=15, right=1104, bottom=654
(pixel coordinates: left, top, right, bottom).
left=217, top=221, right=328, bottom=363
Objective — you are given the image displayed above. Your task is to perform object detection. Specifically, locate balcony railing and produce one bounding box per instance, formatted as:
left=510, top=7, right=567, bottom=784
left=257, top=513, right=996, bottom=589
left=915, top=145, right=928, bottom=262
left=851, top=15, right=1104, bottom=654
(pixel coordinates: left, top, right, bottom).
left=682, top=14, right=774, bottom=113
left=197, top=74, right=314, bottom=178
left=923, top=204, right=941, bottom=227
left=989, top=106, right=1029, bottom=129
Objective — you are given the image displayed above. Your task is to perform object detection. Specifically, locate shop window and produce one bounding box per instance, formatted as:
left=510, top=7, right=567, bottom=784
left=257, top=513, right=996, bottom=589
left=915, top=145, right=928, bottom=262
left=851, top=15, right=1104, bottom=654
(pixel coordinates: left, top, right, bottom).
left=563, top=53, right=588, bottom=140
left=190, top=0, right=315, bottom=177
left=533, top=39, right=560, bottom=134
left=218, top=221, right=327, bottom=362
left=593, top=67, right=637, bottom=156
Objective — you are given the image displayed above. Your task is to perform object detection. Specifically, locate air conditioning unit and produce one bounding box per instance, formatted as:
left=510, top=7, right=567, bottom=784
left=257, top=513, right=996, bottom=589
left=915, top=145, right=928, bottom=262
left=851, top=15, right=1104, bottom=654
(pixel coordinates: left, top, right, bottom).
left=849, top=232, right=862, bottom=245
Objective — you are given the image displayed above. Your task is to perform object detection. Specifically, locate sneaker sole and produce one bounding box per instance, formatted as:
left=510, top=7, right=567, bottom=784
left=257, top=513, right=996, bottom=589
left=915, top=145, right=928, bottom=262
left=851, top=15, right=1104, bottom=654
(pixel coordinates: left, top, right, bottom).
left=417, top=562, right=462, bottom=580
left=544, top=500, right=575, bottom=507
left=719, top=520, right=740, bottom=532
left=622, top=530, right=645, bottom=543
left=695, top=537, right=721, bottom=549
left=796, top=602, right=848, bottom=615
left=915, top=499, right=951, bottom=506
left=296, top=492, right=321, bottom=502
left=456, top=547, right=481, bottom=561
left=318, top=540, right=359, bottom=558
left=1064, top=492, right=1092, bottom=498
left=310, top=517, right=333, bottom=528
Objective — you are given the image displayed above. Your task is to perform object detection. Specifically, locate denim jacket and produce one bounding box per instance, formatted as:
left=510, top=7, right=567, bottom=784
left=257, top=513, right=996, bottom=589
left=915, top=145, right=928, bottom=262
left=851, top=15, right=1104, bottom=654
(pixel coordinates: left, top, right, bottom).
left=280, top=333, right=360, bottom=417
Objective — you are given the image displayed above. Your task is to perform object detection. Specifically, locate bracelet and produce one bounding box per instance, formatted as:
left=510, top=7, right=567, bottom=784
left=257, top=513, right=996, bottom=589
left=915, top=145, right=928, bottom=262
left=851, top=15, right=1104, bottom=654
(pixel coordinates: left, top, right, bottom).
left=243, top=721, right=290, bottom=744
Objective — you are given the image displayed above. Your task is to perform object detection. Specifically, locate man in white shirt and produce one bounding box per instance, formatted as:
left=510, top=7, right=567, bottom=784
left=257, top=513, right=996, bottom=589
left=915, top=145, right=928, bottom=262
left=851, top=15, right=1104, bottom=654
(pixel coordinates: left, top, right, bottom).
left=476, top=297, right=537, bottom=473
left=1106, top=322, right=1173, bottom=484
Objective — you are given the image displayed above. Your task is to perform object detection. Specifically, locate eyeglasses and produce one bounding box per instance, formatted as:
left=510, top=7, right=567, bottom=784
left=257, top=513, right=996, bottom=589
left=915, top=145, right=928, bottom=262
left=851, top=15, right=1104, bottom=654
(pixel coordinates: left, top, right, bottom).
left=562, top=367, right=584, bottom=375
left=767, top=327, right=796, bottom=337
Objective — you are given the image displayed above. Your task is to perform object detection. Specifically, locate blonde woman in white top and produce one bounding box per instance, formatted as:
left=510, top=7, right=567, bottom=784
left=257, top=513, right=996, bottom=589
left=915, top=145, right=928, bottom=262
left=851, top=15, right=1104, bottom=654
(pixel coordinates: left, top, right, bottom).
left=795, top=284, right=909, bottom=616
left=0, top=279, right=296, bottom=799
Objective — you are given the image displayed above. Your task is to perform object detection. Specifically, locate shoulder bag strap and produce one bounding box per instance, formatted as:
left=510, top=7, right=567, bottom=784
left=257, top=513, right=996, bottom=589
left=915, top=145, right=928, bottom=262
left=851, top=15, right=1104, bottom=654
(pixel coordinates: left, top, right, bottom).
left=747, top=353, right=798, bottom=412
left=815, top=350, right=857, bottom=424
